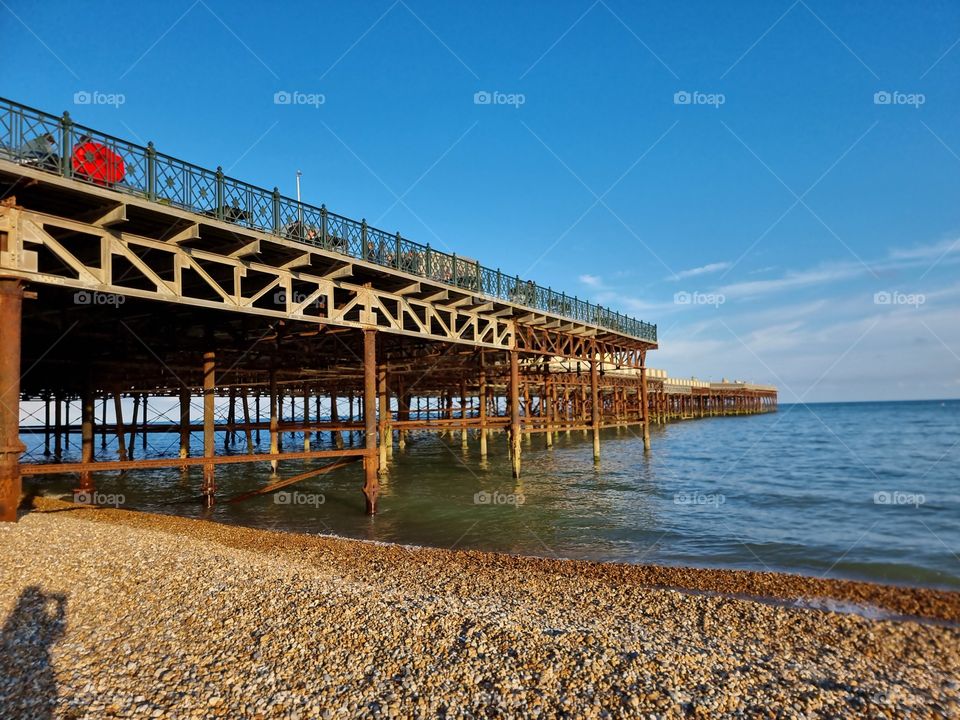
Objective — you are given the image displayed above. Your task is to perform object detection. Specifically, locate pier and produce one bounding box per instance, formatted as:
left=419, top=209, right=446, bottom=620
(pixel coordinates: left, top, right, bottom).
left=0, top=97, right=776, bottom=520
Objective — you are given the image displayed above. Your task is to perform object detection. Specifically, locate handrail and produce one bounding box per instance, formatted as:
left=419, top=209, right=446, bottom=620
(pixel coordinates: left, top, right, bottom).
left=0, top=97, right=657, bottom=343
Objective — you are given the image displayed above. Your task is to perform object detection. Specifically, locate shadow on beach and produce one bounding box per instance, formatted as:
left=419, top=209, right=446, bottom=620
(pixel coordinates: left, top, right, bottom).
left=0, top=586, right=66, bottom=719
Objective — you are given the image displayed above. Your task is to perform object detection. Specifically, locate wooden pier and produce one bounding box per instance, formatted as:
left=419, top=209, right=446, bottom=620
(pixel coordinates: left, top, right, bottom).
left=0, top=98, right=776, bottom=520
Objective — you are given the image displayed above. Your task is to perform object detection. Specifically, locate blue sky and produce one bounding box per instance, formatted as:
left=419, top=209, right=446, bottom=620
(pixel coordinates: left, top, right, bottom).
left=3, top=0, right=959, bottom=401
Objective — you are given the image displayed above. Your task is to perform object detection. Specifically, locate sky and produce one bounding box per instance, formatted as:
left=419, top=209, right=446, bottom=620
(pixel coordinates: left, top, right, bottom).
left=2, top=0, right=959, bottom=402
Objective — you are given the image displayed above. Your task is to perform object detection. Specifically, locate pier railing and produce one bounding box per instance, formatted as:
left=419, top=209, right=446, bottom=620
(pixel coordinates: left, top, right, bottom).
left=0, top=97, right=656, bottom=343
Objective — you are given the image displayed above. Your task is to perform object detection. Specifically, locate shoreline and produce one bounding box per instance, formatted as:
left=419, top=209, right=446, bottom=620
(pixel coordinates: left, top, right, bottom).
left=26, top=497, right=960, bottom=624
left=3, top=498, right=959, bottom=717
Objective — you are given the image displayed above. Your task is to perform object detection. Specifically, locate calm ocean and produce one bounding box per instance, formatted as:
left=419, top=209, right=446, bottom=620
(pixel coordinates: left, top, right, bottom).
left=23, top=399, right=960, bottom=590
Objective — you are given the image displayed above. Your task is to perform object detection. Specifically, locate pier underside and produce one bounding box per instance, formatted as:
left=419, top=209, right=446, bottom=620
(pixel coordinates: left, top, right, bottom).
left=0, top=101, right=776, bottom=520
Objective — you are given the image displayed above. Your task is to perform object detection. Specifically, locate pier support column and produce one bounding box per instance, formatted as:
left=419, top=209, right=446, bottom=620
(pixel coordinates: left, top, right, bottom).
left=53, top=393, right=63, bottom=462
left=127, top=393, right=139, bottom=461
left=398, top=389, right=410, bottom=450
left=43, top=395, right=51, bottom=456
left=377, top=365, right=388, bottom=476
left=100, top=396, right=107, bottom=449
left=242, top=390, right=253, bottom=454
left=0, top=279, right=25, bottom=522
left=78, top=379, right=95, bottom=493
left=303, top=387, right=311, bottom=452
left=478, top=356, right=488, bottom=459
left=226, top=387, right=236, bottom=449
left=509, top=349, right=522, bottom=478
left=113, top=391, right=127, bottom=462
left=458, top=379, right=467, bottom=450
left=202, top=351, right=216, bottom=506
left=591, top=356, right=601, bottom=462
left=348, top=392, right=355, bottom=446
left=640, top=359, right=651, bottom=453
left=330, top=388, right=344, bottom=449
left=255, top=393, right=261, bottom=445
left=141, top=394, right=148, bottom=452
left=269, top=365, right=279, bottom=475
left=544, top=378, right=553, bottom=448
left=363, top=329, right=380, bottom=514
left=179, top=384, right=191, bottom=467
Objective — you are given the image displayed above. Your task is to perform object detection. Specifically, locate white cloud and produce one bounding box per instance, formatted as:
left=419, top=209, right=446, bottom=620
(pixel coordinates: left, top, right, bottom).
left=667, top=261, right=731, bottom=281
left=578, top=273, right=603, bottom=287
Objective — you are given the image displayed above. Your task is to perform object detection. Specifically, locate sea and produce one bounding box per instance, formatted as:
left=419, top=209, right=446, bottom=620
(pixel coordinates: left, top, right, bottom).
left=21, top=400, right=960, bottom=590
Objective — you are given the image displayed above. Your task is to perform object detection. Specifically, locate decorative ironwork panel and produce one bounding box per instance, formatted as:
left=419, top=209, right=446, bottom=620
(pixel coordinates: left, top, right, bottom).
left=0, top=96, right=657, bottom=343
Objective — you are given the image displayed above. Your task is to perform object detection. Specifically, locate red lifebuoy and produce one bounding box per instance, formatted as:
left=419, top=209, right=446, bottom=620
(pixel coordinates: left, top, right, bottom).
left=72, top=141, right=126, bottom=185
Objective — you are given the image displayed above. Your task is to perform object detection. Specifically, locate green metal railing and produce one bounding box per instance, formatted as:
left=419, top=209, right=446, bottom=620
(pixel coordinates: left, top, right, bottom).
left=0, top=97, right=656, bottom=343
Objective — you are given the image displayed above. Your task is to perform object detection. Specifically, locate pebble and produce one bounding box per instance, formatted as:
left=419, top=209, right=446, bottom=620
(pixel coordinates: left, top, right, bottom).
left=0, top=499, right=957, bottom=718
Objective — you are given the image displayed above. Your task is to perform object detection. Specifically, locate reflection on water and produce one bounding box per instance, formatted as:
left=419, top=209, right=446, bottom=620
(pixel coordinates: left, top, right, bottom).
left=24, top=400, right=960, bottom=590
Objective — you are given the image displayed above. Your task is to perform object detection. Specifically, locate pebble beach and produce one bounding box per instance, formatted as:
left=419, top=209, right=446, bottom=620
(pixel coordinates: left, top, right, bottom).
left=1, top=498, right=958, bottom=719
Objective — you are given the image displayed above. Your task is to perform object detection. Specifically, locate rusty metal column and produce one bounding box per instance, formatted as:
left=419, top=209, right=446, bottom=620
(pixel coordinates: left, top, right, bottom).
left=242, top=390, right=253, bottom=453
left=127, top=393, right=139, bottom=461
left=43, top=395, right=51, bottom=456
left=255, top=392, right=261, bottom=444
left=0, top=280, right=25, bottom=522
left=363, top=329, right=379, bottom=514
left=179, top=384, right=191, bottom=467
left=303, top=386, right=311, bottom=452
left=330, top=387, right=344, bottom=449
left=377, top=364, right=388, bottom=474
left=544, top=377, right=553, bottom=448
left=202, top=351, right=216, bottom=506
left=640, top=359, right=651, bottom=453
left=590, top=356, right=601, bottom=462
left=397, top=384, right=409, bottom=451
left=478, top=355, right=488, bottom=459
left=53, top=393, right=63, bottom=461
left=113, top=391, right=127, bottom=462
left=460, top=378, right=468, bottom=450
left=141, top=394, right=148, bottom=451
left=509, top=349, right=522, bottom=478
left=269, top=364, right=279, bottom=475
left=78, top=378, right=95, bottom=493
left=226, top=387, right=236, bottom=449
left=100, top=396, right=107, bottom=449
